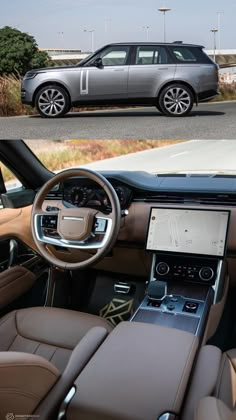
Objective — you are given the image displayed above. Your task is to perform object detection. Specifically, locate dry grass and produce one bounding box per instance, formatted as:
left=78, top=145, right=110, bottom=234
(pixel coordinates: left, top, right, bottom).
left=0, top=75, right=33, bottom=116
left=215, top=82, right=236, bottom=101
left=35, top=139, right=185, bottom=172
left=1, top=139, right=185, bottom=182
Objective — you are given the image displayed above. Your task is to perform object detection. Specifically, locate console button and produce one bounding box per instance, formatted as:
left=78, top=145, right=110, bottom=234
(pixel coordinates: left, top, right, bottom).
left=156, top=262, right=170, bottom=276
left=199, top=267, right=214, bottom=281
left=167, top=304, right=175, bottom=311
left=183, top=301, right=199, bottom=314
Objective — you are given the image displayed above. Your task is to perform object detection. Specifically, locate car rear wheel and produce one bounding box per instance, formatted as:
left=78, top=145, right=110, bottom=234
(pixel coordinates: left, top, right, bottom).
left=35, top=85, right=70, bottom=118
left=158, top=84, right=194, bottom=117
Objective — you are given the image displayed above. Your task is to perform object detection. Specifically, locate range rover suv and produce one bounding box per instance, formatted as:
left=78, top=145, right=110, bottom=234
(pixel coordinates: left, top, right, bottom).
left=21, top=42, right=219, bottom=118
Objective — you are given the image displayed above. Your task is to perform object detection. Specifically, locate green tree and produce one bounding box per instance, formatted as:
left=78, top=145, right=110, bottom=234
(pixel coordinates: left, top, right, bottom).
left=0, top=26, right=51, bottom=76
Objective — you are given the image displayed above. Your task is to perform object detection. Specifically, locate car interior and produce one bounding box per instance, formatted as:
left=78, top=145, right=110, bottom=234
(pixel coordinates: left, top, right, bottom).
left=0, top=140, right=236, bottom=420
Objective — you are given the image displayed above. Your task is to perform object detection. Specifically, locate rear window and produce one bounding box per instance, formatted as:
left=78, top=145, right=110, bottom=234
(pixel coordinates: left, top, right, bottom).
left=169, top=46, right=213, bottom=64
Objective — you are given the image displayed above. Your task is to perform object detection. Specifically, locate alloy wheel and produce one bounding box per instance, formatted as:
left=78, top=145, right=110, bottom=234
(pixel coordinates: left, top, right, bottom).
left=163, top=87, right=192, bottom=116
left=38, top=88, right=66, bottom=117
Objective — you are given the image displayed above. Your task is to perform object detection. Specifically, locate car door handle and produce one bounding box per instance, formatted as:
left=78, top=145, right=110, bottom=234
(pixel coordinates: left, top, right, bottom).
left=113, top=69, right=125, bottom=72
left=158, top=67, right=169, bottom=70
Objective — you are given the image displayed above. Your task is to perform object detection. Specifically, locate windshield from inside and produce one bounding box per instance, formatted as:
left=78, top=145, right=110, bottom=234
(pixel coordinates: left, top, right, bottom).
left=25, top=139, right=236, bottom=176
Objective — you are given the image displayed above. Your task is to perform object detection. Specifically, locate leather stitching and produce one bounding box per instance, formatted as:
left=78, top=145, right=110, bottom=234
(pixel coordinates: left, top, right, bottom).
left=32, top=342, right=41, bottom=355
left=0, top=388, right=39, bottom=400
left=0, top=271, right=33, bottom=289
left=0, top=310, right=16, bottom=327
left=0, top=364, right=59, bottom=380
left=6, top=311, right=18, bottom=351
left=49, top=347, right=58, bottom=362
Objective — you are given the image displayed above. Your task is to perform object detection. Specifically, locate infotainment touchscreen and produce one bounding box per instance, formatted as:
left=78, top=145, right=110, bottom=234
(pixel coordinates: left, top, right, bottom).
left=146, top=208, right=230, bottom=258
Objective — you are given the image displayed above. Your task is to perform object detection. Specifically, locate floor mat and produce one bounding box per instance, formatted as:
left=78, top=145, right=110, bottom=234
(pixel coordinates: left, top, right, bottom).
left=87, top=273, right=146, bottom=325
left=100, top=297, right=134, bottom=326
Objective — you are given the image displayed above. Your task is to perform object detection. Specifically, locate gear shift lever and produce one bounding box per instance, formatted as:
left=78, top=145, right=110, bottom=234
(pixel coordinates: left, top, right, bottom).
left=147, top=280, right=167, bottom=302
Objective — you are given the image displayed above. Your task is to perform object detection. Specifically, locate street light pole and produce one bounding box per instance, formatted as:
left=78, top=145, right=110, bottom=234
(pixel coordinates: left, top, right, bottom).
left=142, top=26, right=150, bottom=41
left=58, top=31, right=64, bottom=48
left=84, top=29, right=95, bottom=52
left=217, top=11, right=224, bottom=50
left=211, top=28, right=218, bottom=62
left=158, top=7, right=171, bottom=42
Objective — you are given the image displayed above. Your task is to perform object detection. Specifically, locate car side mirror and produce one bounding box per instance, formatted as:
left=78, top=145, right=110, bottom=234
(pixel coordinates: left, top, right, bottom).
left=93, top=57, right=103, bottom=68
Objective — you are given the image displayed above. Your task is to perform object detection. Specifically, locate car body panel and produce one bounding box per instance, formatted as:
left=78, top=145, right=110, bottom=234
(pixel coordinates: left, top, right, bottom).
left=128, top=64, right=177, bottom=98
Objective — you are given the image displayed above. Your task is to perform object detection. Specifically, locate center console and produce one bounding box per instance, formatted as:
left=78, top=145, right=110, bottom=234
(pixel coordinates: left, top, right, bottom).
left=132, top=207, right=230, bottom=338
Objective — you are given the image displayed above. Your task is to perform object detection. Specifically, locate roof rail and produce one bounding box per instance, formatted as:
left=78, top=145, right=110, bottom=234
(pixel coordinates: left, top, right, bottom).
left=173, top=41, right=183, bottom=44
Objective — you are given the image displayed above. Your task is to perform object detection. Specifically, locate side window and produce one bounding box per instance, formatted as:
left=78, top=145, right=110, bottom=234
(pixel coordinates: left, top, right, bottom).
left=100, top=47, right=130, bottom=66
left=170, top=47, right=197, bottom=62
left=135, top=46, right=169, bottom=65
left=0, top=163, right=22, bottom=192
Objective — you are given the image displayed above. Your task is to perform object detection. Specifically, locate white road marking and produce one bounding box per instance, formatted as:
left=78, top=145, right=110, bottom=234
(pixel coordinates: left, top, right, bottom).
left=170, top=151, right=189, bottom=159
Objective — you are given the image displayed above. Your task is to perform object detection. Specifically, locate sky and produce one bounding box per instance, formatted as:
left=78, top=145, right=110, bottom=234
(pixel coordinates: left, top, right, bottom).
left=0, top=0, right=235, bottom=52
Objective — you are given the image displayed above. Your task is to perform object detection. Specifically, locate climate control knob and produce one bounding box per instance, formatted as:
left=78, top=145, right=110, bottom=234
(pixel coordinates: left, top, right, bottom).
left=156, top=262, right=170, bottom=276
left=199, top=267, right=214, bottom=282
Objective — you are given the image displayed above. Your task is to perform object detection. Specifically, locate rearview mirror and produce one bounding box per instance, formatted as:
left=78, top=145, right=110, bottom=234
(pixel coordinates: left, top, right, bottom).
left=93, top=57, right=103, bottom=68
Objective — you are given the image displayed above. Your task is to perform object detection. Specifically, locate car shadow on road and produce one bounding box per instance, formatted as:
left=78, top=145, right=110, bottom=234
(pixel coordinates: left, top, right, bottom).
left=189, top=110, right=225, bottom=117
left=29, top=110, right=225, bottom=119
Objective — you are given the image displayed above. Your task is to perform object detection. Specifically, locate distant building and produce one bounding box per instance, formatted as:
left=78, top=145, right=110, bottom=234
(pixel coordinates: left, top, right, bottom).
left=40, top=48, right=89, bottom=65
left=219, top=72, right=236, bottom=84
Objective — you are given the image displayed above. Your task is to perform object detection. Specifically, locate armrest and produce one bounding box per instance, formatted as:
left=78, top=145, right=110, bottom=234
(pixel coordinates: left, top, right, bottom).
left=0, top=352, right=60, bottom=418
left=68, top=322, right=199, bottom=420
left=0, top=266, right=36, bottom=308
left=182, top=345, right=222, bottom=420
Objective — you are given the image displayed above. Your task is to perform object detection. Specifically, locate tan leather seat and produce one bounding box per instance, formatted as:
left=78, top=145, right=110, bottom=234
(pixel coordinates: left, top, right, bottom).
left=182, top=346, right=236, bottom=420
left=0, top=306, right=113, bottom=419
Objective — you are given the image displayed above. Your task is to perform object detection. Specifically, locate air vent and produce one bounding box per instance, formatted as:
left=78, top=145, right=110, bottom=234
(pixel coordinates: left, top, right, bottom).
left=133, top=193, right=185, bottom=204
left=133, top=192, right=236, bottom=206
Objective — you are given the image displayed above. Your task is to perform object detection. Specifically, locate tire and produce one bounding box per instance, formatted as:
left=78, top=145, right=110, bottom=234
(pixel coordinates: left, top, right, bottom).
left=158, top=84, right=194, bottom=117
left=35, top=85, right=71, bottom=118
left=156, top=103, right=163, bottom=114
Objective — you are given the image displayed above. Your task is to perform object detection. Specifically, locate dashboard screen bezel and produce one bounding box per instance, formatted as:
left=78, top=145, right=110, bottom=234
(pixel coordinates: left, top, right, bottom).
left=145, top=206, right=231, bottom=259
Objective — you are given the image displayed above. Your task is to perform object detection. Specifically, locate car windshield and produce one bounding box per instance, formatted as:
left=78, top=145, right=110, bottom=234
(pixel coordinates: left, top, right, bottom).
left=24, top=139, right=236, bottom=176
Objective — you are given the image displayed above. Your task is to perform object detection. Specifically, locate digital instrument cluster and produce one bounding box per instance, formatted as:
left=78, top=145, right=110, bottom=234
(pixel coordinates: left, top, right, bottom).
left=63, top=180, right=132, bottom=211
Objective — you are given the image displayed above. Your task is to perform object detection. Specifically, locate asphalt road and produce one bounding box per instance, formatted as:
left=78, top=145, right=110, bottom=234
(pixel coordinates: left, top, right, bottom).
left=0, top=101, right=236, bottom=140
left=83, top=139, right=236, bottom=172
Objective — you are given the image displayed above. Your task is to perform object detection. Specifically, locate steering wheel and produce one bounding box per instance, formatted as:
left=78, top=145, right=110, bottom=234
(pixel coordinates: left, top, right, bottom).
left=31, top=168, right=121, bottom=270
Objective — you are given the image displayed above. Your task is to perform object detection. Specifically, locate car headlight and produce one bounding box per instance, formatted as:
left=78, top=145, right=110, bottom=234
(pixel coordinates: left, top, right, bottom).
left=23, top=72, right=38, bottom=80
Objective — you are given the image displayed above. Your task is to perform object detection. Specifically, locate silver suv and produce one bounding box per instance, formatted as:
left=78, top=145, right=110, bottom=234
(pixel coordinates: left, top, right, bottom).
left=21, top=42, right=219, bottom=118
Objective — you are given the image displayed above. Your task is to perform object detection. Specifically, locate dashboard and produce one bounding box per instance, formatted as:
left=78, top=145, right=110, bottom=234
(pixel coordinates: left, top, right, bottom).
left=43, top=171, right=236, bottom=255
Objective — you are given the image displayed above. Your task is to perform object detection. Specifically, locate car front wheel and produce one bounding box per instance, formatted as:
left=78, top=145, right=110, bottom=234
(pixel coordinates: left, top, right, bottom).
left=35, top=85, right=70, bottom=118
left=158, top=84, right=194, bottom=117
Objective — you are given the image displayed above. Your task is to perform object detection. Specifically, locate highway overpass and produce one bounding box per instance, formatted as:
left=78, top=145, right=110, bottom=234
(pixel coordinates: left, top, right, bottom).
left=41, top=48, right=236, bottom=69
